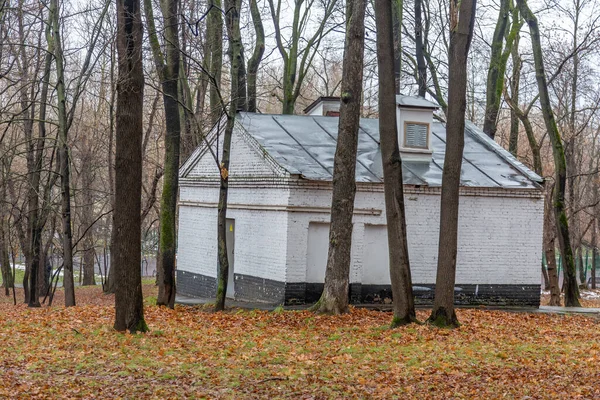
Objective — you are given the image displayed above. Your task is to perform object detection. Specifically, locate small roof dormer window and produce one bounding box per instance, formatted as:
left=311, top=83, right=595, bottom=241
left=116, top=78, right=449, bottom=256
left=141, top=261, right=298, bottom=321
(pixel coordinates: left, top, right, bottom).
left=396, top=95, right=439, bottom=162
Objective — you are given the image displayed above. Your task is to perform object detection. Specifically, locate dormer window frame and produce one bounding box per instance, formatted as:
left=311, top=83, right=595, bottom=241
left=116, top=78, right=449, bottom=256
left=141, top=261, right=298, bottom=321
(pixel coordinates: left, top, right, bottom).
left=403, top=120, right=430, bottom=150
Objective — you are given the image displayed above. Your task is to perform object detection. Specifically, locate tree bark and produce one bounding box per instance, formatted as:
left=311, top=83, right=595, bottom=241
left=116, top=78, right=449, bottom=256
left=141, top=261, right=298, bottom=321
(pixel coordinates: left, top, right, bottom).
left=374, top=0, right=417, bottom=327
left=114, top=0, right=148, bottom=333
left=215, top=0, right=243, bottom=312
left=428, top=0, right=476, bottom=328
left=309, top=0, right=366, bottom=315
left=517, top=0, right=580, bottom=307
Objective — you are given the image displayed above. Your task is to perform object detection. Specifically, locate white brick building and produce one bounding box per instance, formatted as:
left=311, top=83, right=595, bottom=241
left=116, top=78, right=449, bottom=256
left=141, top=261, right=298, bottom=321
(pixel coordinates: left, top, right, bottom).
left=177, top=96, right=544, bottom=307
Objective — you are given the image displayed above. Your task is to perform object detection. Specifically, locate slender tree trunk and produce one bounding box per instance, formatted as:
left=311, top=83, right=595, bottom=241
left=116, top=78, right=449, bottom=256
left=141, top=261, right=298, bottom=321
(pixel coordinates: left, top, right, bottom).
left=415, top=0, right=426, bottom=96
left=517, top=0, right=580, bottom=307
left=114, top=0, right=148, bottom=333
left=592, top=217, right=597, bottom=289
left=105, top=42, right=117, bottom=294
left=81, top=158, right=96, bottom=286
left=214, top=0, right=243, bottom=312
left=508, top=35, right=521, bottom=155
left=374, top=0, right=416, bottom=327
left=247, top=0, right=264, bottom=113
left=578, top=246, right=586, bottom=287
left=542, top=260, right=550, bottom=290
left=544, top=183, right=560, bottom=305
left=0, top=194, right=12, bottom=296
left=208, top=0, right=223, bottom=125
left=310, top=0, right=366, bottom=315
left=428, top=0, right=476, bottom=328
left=483, top=0, right=509, bottom=139
left=51, top=0, right=75, bottom=307
left=392, top=0, right=403, bottom=94
left=144, top=0, right=181, bottom=309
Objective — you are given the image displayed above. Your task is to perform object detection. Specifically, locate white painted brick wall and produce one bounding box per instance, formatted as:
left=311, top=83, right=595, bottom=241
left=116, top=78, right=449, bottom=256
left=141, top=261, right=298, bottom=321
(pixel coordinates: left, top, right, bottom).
left=178, top=186, right=290, bottom=282
left=284, top=185, right=544, bottom=285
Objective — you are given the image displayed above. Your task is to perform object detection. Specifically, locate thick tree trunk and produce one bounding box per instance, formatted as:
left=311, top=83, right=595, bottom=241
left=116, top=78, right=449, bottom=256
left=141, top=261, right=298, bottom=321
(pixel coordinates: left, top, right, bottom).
left=517, top=0, right=580, bottom=307
left=247, top=0, right=265, bottom=113
left=114, top=0, right=148, bottom=333
left=428, top=0, right=476, bottom=328
left=215, top=0, right=243, bottom=312
left=374, top=0, right=416, bottom=327
left=311, top=0, right=366, bottom=315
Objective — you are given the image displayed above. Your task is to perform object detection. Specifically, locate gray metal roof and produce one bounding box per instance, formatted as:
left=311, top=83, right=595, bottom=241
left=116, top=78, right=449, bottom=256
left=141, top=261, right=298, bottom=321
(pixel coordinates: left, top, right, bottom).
left=396, top=95, right=440, bottom=109
left=235, top=112, right=543, bottom=189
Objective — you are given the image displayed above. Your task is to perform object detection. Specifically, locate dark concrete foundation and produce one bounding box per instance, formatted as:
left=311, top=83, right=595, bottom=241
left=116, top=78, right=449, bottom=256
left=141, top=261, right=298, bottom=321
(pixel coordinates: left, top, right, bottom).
left=177, top=270, right=541, bottom=307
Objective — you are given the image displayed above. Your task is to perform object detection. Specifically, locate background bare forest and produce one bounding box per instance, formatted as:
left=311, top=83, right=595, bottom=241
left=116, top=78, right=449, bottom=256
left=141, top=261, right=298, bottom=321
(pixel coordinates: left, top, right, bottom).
left=1, top=0, right=600, bottom=307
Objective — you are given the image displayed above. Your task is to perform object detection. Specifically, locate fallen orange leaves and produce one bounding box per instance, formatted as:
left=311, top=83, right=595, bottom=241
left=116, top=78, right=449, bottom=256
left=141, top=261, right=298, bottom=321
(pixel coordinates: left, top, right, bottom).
left=0, top=286, right=599, bottom=399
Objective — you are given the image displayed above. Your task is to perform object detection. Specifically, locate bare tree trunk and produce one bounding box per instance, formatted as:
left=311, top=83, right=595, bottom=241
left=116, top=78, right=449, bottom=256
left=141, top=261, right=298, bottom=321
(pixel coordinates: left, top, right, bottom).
left=208, top=0, right=223, bottom=125
left=428, top=0, right=476, bottom=328
left=508, top=26, right=521, bottom=156
left=0, top=180, right=12, bottom=295
left=542, top=260, right=550, bottom=290
left=114, top=0, right=148, bottom=333
left=51, top=0, right=75, bottom=307
left=482, top=0, right=509, bottom=139
left=544, top=183, right=561, bottom=305
left=310, top=0, right=366, bottom=315
left=105, top=41, right=117, bottom=295
left=144, top=0, right=181, bottom=309
left=392, top=0, right=403, bottom=94
left=246, top=0, right=264, bottom=113
left=592, top=217, right=597, bottom=290
left=414, top=0, right=426, bottom=96
left=374, top=0, right=416, bottom=327
left=517, top=0, right=580, bottom=307
left=215, top=0, right=243, bottom=312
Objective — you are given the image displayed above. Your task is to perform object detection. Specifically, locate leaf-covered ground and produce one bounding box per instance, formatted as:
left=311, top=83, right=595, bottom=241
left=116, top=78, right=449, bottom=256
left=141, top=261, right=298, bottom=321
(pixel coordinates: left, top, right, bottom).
left=1, top=286, right=600, bottom=399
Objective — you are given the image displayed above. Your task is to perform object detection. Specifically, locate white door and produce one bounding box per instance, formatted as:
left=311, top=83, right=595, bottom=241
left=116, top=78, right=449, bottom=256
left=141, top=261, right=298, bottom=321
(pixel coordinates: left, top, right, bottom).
left=363, top=225, right=391, bottom=285
left=226, top=219, right=235, bottom=298
left=306, top=222, right=330, bottom=283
